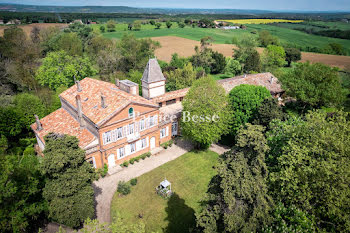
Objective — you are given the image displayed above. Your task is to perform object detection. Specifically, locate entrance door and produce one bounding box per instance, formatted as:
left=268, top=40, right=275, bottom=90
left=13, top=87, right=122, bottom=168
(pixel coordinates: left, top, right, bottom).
left=108, top=154, right=116, bottom=168
left=150, top=137, right=156, bottom=149
left=172, top=122, right=178, bottom=136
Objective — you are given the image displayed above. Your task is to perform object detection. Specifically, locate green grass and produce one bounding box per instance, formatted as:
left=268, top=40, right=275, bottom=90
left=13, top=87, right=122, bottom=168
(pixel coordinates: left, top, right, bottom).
left=93, top=22, right=350, bottom=55
left=210, top=73, right=233, bottom=80
left=248, top=24, right=350, bottom=54
left=110, top=150, right=219, bottom=233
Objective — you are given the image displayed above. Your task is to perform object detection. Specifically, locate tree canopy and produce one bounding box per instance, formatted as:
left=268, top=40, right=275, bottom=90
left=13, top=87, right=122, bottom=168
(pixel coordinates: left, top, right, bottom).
left=268, top=110, right=350, bottom=232
left=280, top=62, right=345, bottom=107
left=196, top=124, right=273, bottom=232
left=35, top=50, right=97, bottom=90
left=41, top=134, right=96, bottom=228
left=229, top=84, right=271, bottom=133
left=182, top=76, right=231, bottom=148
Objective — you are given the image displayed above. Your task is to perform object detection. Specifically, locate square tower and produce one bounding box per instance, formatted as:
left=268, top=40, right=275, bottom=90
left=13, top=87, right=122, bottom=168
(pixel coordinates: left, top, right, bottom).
left=141, top=58, right=166, bottom=99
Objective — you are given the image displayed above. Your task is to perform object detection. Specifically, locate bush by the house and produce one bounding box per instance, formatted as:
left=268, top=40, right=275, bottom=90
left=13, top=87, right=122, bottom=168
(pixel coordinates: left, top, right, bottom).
left=121, top=161, right=129, bottom=167
left=161, top=139, right=174, bottom=149
left=146, top=152, right=151, bottom=157
left=97, top=164, right=108, bottom=177
left=117, top=181, right=131, bottom=195
left=130, top=178, right=138, bottom=186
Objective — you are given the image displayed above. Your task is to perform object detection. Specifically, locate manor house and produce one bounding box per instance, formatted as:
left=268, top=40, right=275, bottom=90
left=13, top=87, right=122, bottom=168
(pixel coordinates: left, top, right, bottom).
left=31, top=58, right=283, bottom=169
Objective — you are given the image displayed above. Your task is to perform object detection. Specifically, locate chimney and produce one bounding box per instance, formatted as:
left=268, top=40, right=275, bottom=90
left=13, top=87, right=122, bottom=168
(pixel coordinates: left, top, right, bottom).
left=270, top=76, right=274, bottom=84
left=115, top=78, right=120, bottom=87
left=75, top=95, right=84, bottom=127
left=34, top=114, right=42, bottom=131
left=244, top=74, right=247, bottom=78
left=101, top=93, right=107, bottom=108
left=76, top=80, right=82, bottom=92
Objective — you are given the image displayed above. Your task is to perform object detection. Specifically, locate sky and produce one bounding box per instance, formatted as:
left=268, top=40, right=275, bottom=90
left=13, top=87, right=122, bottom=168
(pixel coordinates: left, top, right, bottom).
left=2, top=0, right=350, bottom=11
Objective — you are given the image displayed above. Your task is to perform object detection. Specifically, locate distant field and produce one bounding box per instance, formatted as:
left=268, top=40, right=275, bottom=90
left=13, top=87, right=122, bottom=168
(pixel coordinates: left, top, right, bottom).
left=152, top=36, right=350, bottom=69
left=98, top=22, right=350, bottom=55
left=0, top=23, right=68, bottom=36
left=218, top=19, right=304, bottom=24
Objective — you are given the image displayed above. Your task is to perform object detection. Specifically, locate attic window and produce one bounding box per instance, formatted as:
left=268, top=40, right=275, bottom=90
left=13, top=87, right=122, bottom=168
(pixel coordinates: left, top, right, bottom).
left=128, top=107, right=134, bottom=118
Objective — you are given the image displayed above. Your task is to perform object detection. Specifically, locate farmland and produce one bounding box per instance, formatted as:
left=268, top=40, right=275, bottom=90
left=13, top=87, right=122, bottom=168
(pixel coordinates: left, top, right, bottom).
left=218, top=19, right=304, bottom=24
left=152, top=36, right=350, bottom=69
left=97, top=22, right=350, bottom=55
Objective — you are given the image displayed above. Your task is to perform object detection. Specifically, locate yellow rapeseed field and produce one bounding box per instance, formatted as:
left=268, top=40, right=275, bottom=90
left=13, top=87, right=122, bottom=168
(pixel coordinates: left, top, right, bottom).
left=217, top=19, right=304, bottom=24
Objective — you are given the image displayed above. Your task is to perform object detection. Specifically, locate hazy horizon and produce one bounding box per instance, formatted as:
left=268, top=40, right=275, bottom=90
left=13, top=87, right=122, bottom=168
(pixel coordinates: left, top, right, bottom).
left=2, top=0, right=350, bottom=12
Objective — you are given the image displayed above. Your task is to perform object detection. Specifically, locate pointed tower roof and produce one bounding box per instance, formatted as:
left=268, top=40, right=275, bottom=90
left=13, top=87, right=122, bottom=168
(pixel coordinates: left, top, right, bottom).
left=141, top=58, right=166, bottom=83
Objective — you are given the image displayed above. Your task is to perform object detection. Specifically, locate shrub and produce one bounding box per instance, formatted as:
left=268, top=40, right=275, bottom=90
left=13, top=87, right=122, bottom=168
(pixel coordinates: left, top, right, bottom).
left=130, top=178, right=138, bottom=186
left=161, top=139, right=174, bottom=149
left=129, top=158, right=135, bottom=164
left=121, top=161, right=129, bottom=167
left=146, top=152, right=151, bottom=158
left=140, top=154, right=147, bottom=160
left=117, top=181, right=131, bottom=195
left=101, top=164, right=108, bottom=177
left=134, top=156, right=140, bottom=162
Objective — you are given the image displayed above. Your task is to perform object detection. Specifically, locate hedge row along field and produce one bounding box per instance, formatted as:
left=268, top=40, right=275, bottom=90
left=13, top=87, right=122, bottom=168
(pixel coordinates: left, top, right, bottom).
left=218, top=19, right=304, bottom=24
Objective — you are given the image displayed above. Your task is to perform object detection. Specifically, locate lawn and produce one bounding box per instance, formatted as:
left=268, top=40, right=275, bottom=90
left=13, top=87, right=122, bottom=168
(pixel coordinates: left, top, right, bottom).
left=110, top=150, right=219, bottom=233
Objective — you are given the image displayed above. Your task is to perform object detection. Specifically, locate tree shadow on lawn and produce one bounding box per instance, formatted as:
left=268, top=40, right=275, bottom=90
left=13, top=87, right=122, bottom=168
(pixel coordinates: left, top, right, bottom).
left=164, top=193, right=196, bottom=233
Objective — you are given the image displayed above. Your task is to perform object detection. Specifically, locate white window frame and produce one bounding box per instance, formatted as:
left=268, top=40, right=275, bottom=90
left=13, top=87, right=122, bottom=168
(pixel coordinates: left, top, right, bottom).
left=130, top=143, right=136, bottom=153
left=103, top=131, right=112, bottom=144
left=140, top=119, right=145, bottom=131
left=117, top=147, right=125, bottom=159
left=128, top=107, right=134, bottom=118
left=141, top=138, right=147, bottom=148
left=117, top=127, right=123, bottom=139
left=128, top=123, right=134, bottom=135
left=160, top=128, right=166, bottom=138
left=149, top=116, right=155, bottom=127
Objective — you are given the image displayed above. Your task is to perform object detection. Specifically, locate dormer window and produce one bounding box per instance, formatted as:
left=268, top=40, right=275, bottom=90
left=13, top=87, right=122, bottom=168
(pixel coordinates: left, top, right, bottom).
left=128, top=107, right=134, bottom=118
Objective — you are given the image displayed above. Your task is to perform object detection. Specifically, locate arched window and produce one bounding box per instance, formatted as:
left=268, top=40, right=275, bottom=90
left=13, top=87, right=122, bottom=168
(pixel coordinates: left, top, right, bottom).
left=128, top=107, right=134, bottom=118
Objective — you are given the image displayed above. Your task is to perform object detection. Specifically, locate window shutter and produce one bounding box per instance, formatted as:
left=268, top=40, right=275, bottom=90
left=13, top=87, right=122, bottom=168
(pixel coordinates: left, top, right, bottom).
left=123, top=126, right=127, bottom=136
left=166, top=126, right=169, bottom=136
left=154, top=115, right=158, bottom=125
left=125, top=144, right=130, bottom=155
left=135, top=122, right=139, bottom=133
left=102, top=133, right=106, bottom=144
left=92, top=157, right=96, bottom=168
left=136, top=140, right=141, bottom=151
left=117, top=148, right=120, bottom=159
left=145, top=117, right=149, bottom=129
left=146, top=136, right=149, bottom=147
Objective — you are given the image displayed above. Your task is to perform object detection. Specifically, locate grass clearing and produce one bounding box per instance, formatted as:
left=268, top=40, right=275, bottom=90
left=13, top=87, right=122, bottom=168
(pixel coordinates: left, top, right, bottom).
left=218, top=19, right=304, bottom=24
left=110, top=150, right=219, bottom=233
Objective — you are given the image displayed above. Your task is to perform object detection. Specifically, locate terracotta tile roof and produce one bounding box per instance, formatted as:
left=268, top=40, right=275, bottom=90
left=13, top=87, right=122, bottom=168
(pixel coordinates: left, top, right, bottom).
left=60, top=78, right=158, bottom=126
left=152, top=88, right=189, bottom=104
left=31, top=108, right=97, bottom=148
left=217, top=72, right=283, bottom=94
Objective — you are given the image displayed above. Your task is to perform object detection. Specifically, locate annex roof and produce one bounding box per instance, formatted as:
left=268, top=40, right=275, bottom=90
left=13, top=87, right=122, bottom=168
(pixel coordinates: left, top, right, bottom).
left=217, top=72, right=283, bottom=94
left=141, top=58, right=166, bottom=83
left=152, top=88, right=189, bottom=104
left=59, top=78, right=158, bottom=126
left=30, top=108, right=97, bottom=149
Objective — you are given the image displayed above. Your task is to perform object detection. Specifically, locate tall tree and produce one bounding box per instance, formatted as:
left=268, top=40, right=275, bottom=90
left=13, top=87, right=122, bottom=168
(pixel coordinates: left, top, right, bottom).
left=196, top=124, right=273, bottom=232
left=254, top=97, right=284, bottom=128
left=0, top=154, right=47, bottom=233
left=164, top=62, right=198, bottom=91
left=229, top=84, right=271, bottom=133
left=47, top=32, right=83, bottom=56
left=258, top=30, right=280, bottom=47
left=262, top=45, right=287, bottom=69
left=234, top=36, right=261, bottom=73
left=40, top=134, right=96, bottom=228
left=280, top=62, right=345, bottom=107
left=182, top=76, right=231, bottom=148
left=35, top=50, right=97, bottom=90
left=284, top=48, right=301, bottom=67
left=268, top=110, right=350, bottom=232
left=224, top=57, right=242, bottom=76
left=116, top=34, right=160, bottom=72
